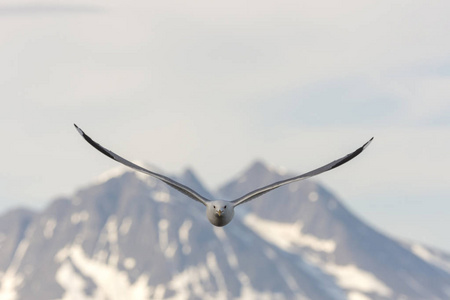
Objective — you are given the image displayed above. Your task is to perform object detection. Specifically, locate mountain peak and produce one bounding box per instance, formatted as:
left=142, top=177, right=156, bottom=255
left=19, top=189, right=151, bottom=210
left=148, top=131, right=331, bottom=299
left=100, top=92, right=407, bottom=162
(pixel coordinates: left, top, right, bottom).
left=180, top=167, right=197, bottom=180
left=94, top=161, right=165, bottom=184
left=216, top=160, right=287, bottom=200
left=246, top=159, right=270, bottom=174
left=178, top=167, right=213, bottom=199
left=245, top=160, right=288, bottom=178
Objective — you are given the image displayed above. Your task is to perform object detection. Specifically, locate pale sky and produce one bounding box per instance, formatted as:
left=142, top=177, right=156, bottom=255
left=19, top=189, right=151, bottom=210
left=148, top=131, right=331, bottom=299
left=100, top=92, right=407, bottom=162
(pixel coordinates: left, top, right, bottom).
left=1, top=0, right=449, bottom=250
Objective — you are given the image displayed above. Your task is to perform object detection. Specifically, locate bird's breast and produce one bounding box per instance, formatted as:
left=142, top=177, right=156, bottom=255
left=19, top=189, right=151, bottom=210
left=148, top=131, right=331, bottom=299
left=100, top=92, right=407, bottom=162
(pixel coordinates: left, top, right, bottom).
left=206, top=210, right=233, bottom=227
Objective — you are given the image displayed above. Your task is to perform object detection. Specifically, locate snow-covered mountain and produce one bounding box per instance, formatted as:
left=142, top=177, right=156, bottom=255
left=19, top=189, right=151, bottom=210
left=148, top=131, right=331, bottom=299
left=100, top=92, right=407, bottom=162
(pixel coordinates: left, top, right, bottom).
left=0, top=161, right=449, bottom=300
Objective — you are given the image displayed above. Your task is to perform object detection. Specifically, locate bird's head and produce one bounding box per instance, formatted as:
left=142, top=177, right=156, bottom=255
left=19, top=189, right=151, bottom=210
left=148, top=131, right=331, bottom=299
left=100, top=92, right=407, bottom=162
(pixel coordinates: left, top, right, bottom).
left=206, top=200, right=234, bottom=226
left=214, top=202, right=226, bottom=217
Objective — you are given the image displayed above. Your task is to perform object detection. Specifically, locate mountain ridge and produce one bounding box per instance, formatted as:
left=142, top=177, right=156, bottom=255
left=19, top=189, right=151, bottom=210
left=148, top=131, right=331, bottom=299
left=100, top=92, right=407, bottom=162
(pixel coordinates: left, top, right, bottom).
left=0, top=161, right=449, bottom=299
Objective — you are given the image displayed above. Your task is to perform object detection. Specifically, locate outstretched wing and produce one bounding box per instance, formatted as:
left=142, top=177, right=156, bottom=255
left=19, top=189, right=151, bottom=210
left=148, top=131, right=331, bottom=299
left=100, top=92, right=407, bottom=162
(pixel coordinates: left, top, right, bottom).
left=231, top=137, right=373, bottom=207
left=74, top=124, right=210, bottom=206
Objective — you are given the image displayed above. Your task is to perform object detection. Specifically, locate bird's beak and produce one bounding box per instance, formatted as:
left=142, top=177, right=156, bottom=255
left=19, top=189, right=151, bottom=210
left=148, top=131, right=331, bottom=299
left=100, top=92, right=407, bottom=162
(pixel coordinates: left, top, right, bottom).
left=216, top=210, right=222, bottom=217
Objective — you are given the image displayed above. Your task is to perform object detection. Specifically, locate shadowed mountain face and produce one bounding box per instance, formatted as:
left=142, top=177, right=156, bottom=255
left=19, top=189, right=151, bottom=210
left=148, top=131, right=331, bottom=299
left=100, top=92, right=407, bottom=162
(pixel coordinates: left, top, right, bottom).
left=0, top=161, right=449, bottom=300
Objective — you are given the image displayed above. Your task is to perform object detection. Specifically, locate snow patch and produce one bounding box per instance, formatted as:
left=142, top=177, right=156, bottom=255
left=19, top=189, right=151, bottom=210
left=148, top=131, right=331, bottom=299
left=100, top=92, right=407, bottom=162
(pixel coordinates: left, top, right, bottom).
left=167, top=265, right=210, bottom=299
left=166, top=261, right=280, bottom=300
left=158, top=219, right=169, bottom=251
left=153, top=191, right=170, bottom=203
left=211, top=228, right=287, bottom=300
left=96, top=166, right=128, bottom=184
left=153, top=284, right=166, bottom=299
left=178, top=219, right=192, bottom=255
left=0, top=271, right=23, bottom=300
left=56, top=261, right=94, bottom=300
left=277, top=264, right=301, bottom=294
left=9, top=233, right=32, bottom=269
left=243, top=213, right=336, bottom=253
left=177, top=258, right=286, bottom=300
left=213, top=227, right=239, bottom=270
left=145, top=176, right=157, bottom=187
left=324, top=263, right=392, bottom=297
left=55, top=246, right=71, bottom=263
left=268, top=164, right=287, bottom=176
left=43, top=218, right=57, bottom=239
left=95, top=160, right=151, bottom=184
left=165, top=243, right=178, bottom=258
left=308, top=191, right=319, bottom=202
left=95, top=250, right=108, bottom=264
left=158, top=219, right=177, bottom=258
left=55, top=244, right=151, bottom=300
left=0, top=227, right=34, bottom=300
left=411, top=244, right=450, bottom=274
left=123, top=258, right=136, bottom=270
left=411, top=244, right=432, bottom=260
left=119, top=217, right=132, bottom=236
left=235, top=286, right=282, bottom=300
left=89, top=216, right=120, bottom=266
left=206, top=252, right=227, bottom=298
left=243, top=214, right=389, bottom=298
left=348, top=291, right=371, bottom=300
left=105, top=216, right=120, bottom=267
left=71, top=211, right=89, bottom=225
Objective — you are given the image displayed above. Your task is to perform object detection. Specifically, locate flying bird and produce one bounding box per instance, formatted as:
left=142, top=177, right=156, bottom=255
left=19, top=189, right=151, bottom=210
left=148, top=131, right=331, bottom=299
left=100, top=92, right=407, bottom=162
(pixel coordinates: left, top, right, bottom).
left=74, top=124, right=373, bottom=227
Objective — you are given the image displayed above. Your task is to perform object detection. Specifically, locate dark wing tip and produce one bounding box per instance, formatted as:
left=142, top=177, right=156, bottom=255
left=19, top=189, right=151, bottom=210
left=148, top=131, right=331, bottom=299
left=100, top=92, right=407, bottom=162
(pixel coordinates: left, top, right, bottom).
left=74, top=124, right=115, bottom=160
left=330, top=137, right=373, bottom=170
left=74, top=123, right=84, bottom=136
left=363, top=137, right=374, bottom=149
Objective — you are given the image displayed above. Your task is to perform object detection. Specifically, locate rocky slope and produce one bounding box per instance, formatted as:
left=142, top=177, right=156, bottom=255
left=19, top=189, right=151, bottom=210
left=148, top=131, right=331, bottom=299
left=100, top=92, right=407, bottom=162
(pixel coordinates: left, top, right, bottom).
left=0, top=161, right=449, bottom=299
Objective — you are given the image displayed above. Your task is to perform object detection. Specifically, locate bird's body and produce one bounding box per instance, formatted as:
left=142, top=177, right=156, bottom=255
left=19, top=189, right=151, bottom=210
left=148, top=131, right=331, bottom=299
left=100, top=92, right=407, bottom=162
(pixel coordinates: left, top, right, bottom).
left=74, top=124, right=372, bottom=227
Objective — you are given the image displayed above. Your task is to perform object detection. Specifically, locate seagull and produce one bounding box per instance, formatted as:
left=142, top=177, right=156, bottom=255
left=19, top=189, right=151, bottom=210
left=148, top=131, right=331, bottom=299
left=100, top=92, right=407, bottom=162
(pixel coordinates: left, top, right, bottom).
left=74, top=124, right=373, bottom=227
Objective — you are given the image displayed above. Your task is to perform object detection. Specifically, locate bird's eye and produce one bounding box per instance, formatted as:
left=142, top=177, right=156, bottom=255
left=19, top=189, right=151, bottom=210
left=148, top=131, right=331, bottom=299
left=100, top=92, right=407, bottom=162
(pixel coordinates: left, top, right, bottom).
left=213, top=206, right=216, bottom=208
left=224, top=205, right=227, bottom=209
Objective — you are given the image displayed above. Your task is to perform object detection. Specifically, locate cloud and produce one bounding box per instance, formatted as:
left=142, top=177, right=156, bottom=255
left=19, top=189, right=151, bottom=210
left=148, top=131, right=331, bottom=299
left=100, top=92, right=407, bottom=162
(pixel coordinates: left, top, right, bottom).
left=0, top=4, right=104, bottom=15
